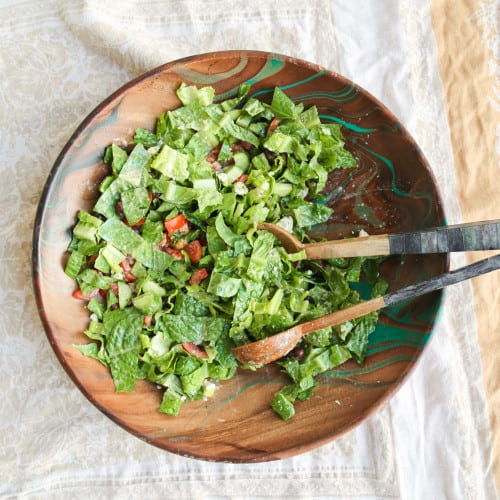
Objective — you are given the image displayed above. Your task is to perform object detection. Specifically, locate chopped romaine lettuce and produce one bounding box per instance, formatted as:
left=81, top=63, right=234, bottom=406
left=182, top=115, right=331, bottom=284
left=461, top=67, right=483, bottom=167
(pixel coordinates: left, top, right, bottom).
left=66, top=84, right=386, bottom=419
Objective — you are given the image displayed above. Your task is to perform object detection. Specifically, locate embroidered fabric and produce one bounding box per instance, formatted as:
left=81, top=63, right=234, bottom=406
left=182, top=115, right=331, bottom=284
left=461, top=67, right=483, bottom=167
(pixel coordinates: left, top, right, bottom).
left=0, top=1, right=497, bottom=498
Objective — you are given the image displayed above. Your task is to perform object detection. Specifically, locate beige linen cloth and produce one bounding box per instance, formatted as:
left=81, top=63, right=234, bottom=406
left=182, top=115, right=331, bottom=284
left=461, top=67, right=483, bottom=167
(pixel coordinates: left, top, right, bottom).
left=1, top=1, right=498, bottom=498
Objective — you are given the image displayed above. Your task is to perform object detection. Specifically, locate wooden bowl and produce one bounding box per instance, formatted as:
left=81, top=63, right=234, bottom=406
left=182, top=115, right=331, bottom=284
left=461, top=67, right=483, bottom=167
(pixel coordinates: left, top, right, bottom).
left=32, top=51, right=446, bottom=462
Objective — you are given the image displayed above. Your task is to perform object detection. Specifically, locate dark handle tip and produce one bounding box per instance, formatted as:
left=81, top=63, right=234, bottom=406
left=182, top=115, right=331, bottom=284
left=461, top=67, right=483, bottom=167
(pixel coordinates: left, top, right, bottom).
left=384, top=253, right=500, bottom=306
left=388, top=220, right=500, bottom=254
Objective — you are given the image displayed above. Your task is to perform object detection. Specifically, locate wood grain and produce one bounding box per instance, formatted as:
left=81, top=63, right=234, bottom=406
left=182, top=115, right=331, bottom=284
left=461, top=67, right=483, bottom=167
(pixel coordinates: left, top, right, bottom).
left=305, top=234, right=390, bottom=258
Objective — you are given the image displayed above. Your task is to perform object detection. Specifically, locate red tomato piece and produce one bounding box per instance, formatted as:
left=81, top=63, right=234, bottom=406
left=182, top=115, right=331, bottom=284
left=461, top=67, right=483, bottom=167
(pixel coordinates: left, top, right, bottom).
left=72, top=288, right=98, bottom=300
left=240, top=140, right=254, bottom=150
left=72, top=288, right=85, bottom=300
left=233, top=174, right=248, bottom=184
left=120, top=259, right=136, bottom=282
left=205, top=144, right=222, bottom=163
left=267, top=117, right=280, bottom=135
left=128, top=217, right=145, bottom=227
left=231, top=143, right=245, bottom=152
left=157, top=233, right=169, bottom=251
left=188, top=267, right=209, bottom=285
left=163, top=247, right=184, bottom=260
left=184, top=239, right=203, bottom=264
left=164, top=213, right=189, bottom=236
left=182, top=342, right=208, bottom=359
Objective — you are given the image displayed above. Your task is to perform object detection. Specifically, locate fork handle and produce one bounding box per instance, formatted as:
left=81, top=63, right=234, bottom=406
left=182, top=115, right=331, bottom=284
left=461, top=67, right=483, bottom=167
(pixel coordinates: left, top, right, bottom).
left=304, top=219, right=500, bottom=258
left=302, top=219, right=500, bottom=260
left=387, top=219, right=500, bottom=255
left=384, top=252, right=500, bottom=305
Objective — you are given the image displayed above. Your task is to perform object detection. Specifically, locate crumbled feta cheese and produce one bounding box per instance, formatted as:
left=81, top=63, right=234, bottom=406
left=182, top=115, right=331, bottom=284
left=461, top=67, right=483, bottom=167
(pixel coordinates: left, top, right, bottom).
left=217, top=172, right=229, bottom=185
left=234, top=181, right=248, bottom=195
left=147, top=145, right=160, bottom=155
left=276, top=216, right=294, bottom=233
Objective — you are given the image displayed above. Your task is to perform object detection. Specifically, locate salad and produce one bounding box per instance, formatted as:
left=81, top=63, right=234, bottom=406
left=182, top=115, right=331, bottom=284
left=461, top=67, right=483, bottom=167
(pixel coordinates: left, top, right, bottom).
left=65, top=83, right=387, bottom=420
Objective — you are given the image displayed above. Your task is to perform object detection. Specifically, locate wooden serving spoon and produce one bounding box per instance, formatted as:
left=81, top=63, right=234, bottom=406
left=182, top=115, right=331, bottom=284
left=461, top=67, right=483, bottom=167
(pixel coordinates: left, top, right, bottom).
left=258, top=219, right=500, bottom=258
left=232, top=253, right=500, bottom=365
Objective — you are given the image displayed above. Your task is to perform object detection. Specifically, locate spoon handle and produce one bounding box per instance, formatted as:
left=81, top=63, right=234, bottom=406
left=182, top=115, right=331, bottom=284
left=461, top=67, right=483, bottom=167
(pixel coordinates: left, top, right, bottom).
left=304, top=219, right=500, bottom=258
left=232, top=254, right=500, bottom=365
left=300, top=253, right=500, bottom=335
left=387, top=219, right=500, bottom=255
left=384, top=252, right=500, bottom=306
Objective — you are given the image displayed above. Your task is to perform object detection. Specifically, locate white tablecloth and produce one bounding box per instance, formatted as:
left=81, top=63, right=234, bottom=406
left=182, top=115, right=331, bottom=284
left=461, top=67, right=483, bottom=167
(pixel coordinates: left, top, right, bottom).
left=1, top=1, right=498, bottom=498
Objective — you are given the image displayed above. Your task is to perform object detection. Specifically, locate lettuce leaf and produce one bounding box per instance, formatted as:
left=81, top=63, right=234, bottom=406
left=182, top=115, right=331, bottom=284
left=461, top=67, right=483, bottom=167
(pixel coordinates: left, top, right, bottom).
left=67, top=83, right=383, bottom=420
left=103, top=308, right=143, bottom=392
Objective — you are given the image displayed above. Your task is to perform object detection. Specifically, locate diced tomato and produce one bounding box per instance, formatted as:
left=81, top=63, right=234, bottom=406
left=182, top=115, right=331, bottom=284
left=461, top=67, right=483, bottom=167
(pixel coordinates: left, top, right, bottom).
left=72, top=288, right=98, bottom=300
left=120, top=259, right=133, bottom=272
left=164, top=213, right=189, bottom=236
left=120, top=258, right=136, bottom=282
left=143, top=315, right=152, bottom=327
left=72, top=288, right=85, bottom=300
left=157, top=233, right=169, bottom=251
left=231, top=141, right=253, bottom=152
left=188, top=268, right=209, bottom=285
left=233, top=174, right=248, bottom=184
left=182, top=342, right=208, bottom=359
left=163, top=247, right=184, bottom=260
left=128, top=217, right=145, bottom=227
left=184, top=239, right=203, bottom=264
left=122, top=271, right=136, bottom=283
left=267, top=117, right=280, bottom=135
left=109, top=282, right=119, bottom=295
left=147, top=190, right=153, bottom=203
left=231, top=143, right=245, bottom=152
left=206, top=144, right=222, bottom=163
